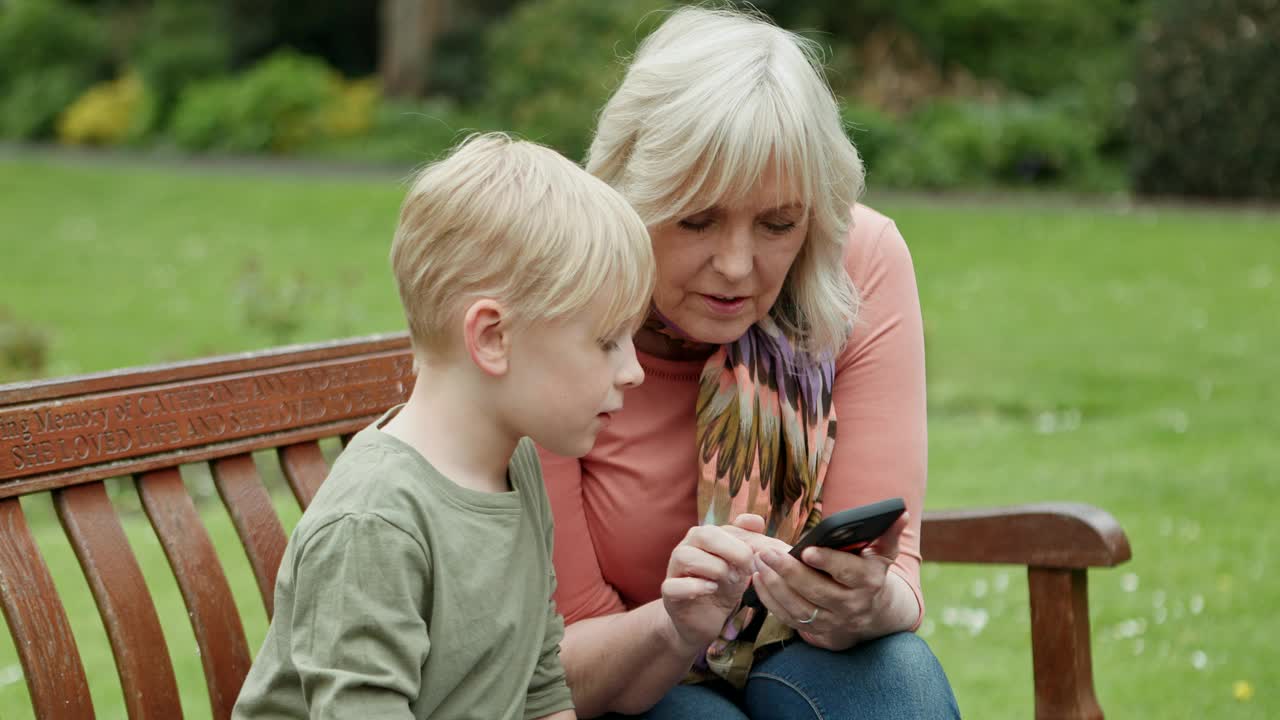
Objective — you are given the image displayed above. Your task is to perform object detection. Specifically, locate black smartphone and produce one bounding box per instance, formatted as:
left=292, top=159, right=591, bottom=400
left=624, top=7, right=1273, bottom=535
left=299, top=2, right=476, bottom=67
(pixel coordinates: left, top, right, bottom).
left=739, top=497, right=906, bottom=610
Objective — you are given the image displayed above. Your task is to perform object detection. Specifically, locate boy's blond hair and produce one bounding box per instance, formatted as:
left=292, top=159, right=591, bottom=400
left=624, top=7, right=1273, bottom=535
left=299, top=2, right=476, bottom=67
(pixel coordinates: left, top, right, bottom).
left=392, top=133, right=655, bottom=358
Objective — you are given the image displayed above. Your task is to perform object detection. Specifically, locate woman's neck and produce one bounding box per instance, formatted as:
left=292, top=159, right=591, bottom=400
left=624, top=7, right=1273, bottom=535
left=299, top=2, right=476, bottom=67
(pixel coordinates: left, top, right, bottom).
left=634, top=316, right=719, bottom=362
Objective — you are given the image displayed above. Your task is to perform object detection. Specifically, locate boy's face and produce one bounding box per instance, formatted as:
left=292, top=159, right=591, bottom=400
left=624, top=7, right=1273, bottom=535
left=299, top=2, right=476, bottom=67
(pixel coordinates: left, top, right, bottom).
left=502, top=306, right=645, bottom=458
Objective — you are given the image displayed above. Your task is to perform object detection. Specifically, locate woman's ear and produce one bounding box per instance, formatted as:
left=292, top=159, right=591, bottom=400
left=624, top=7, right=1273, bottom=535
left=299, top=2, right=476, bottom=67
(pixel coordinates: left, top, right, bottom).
left=462, top=299, right=511, bottom=376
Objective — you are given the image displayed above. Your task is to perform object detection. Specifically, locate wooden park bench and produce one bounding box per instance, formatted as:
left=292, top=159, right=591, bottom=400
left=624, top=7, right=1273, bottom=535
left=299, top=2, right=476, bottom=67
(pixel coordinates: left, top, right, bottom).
left=0, top=334, right=1131, bottom=719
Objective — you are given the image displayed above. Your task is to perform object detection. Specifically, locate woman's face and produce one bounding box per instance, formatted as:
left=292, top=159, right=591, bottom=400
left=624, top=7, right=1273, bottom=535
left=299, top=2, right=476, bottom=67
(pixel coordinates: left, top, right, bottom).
left=648, top=170, right=809, bottom=345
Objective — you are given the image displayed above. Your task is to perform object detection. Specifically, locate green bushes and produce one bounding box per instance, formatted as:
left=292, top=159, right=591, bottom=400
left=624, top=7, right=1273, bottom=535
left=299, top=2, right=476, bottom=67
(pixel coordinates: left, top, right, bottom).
left=133, top=0, right=232, bottom=127
left=1131, top=0, right=1280, bottom=198
left=483, top=0, right=1110, bottom=187
left=756, top=0, right=1140, bottom=191
left=846, top=99, right=1104, bottom=190
left=0, top=0, right=110, bottom=139
left=170, top=51, right=347, bottom=153
left=879, top=0, right=1142, bottom=99
left=484, top=0, right=668, bottom=160
left=299, top=97, right=498, bottom=165
left=752, top=0, right=1145, bottom=99
left=3, top=0, right=1274, bottom=197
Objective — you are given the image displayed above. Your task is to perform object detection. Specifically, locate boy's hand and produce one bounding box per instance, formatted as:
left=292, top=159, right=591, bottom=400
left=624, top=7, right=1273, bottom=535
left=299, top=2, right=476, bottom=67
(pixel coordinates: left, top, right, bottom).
left=533, top=710, right=576, bottom=720
left=658, top=514, right=763, bottom=654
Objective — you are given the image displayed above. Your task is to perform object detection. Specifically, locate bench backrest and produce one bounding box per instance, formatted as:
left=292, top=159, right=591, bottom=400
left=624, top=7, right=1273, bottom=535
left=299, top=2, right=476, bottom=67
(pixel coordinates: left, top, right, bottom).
left=1, top=333, right=1130, bottom=719
left=0, top=334, right=412, bottom=718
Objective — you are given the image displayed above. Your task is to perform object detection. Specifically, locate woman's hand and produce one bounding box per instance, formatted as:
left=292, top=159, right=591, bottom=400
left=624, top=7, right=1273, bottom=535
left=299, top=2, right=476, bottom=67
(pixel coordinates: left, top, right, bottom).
left=749, top=512, right=912, bottom=650
left=659, top=514, right=764, bottom=653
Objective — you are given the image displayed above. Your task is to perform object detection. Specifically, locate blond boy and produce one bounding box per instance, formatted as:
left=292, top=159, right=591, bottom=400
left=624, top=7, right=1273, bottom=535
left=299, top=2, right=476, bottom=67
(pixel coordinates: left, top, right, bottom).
left=233, top=134, right=654, bottom=720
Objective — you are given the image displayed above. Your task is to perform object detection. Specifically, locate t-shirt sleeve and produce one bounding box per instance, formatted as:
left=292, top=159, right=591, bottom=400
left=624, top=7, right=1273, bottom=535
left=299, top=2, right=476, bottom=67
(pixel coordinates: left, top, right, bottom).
left=288, top=513, right=431, bottom=719
left=537, top=446, right=628, bottom=623
left=524, top=454, right=575, bottom=719
left=825, top=212, right=928, bottom=628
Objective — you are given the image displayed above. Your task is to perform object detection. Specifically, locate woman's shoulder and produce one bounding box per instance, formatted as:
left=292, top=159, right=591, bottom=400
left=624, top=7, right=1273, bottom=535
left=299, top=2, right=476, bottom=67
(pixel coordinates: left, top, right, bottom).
left=841, top=203, right=909, bottom=288
left=835, top=203, right=922, bottom=364
left=850, top=202, right=897, bottom=236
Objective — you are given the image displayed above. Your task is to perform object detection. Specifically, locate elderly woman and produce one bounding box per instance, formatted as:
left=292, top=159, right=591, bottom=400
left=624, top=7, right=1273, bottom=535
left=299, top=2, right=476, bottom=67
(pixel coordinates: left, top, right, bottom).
left=538, top=7, right=960, bottom=718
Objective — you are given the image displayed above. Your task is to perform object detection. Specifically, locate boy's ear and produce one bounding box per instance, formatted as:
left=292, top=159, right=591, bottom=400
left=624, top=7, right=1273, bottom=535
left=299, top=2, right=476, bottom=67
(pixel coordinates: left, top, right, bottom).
left=462, top=299, right=511, bottom=377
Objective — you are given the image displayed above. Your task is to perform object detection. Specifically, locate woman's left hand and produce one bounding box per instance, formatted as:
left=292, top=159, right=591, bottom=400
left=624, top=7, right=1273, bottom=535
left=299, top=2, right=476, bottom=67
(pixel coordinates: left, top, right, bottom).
left=749, top=512, right=913, bottom=650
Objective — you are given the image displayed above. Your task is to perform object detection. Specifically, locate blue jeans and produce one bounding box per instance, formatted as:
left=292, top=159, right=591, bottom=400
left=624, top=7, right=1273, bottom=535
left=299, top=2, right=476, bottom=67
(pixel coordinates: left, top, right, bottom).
left=609, top=632, right=960, bottom=719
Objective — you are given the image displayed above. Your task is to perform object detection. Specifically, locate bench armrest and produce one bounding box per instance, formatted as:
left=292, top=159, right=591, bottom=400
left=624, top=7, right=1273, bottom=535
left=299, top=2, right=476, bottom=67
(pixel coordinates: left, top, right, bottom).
left=921, top=502, right=1131, bottom=568
left=921, top=504, right=1131, bottom=719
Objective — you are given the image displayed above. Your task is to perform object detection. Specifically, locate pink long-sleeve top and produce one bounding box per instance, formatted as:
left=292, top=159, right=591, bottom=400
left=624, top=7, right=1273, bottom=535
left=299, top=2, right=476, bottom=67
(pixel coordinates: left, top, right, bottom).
left=539, top=204, right=928, bottom=628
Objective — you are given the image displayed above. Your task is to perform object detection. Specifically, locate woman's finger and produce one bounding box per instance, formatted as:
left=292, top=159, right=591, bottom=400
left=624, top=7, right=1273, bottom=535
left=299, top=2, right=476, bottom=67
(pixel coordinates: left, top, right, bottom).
left=722, top=525, right=791, bottom=556
left=668, top=544, right=739, bottom=584
left=798, top=547, right=882, bottom=604
left=661, top=576, right=719, bottom=601
left=731, top=513, right=765, bottom=534
left=681, top=525, right=755, bottom=573
left=752, top=551, right=822, bottom=625
left=862, top=511, right=908, bottom=563
left=752, top=571, right=821, bottom=630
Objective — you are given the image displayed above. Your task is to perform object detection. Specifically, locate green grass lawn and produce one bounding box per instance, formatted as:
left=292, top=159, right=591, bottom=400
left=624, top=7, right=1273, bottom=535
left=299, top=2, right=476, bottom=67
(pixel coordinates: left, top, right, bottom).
left=1, top=156, right=1277, bottom=718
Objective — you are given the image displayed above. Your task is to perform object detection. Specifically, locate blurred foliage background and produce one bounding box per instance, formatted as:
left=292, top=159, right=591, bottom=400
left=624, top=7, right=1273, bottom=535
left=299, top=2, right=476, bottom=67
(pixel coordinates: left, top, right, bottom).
left=2, top=2, right=1278, bottom=718
left=1, top=0, right=1277, bottom=198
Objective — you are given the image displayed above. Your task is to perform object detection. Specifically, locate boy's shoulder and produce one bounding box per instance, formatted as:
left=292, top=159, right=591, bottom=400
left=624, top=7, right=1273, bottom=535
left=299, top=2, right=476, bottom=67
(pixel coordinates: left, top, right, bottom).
left=509, top=436, right=543, bottom=487
left=509, top=437, right=555, bottom=515
left=294, top=432, right=546, bottom=538
left=290, top=428, right=437, bottom=544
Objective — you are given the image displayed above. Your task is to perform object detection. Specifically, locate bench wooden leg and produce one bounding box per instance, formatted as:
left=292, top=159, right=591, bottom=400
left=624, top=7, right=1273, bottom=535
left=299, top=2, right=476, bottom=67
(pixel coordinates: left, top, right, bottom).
left=1028, top=567, right=1104, bottom=720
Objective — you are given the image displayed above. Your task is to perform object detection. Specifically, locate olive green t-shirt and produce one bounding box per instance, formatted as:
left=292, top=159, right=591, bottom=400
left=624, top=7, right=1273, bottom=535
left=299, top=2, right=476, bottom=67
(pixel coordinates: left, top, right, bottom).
left=233, top=411, right=573, bottom=720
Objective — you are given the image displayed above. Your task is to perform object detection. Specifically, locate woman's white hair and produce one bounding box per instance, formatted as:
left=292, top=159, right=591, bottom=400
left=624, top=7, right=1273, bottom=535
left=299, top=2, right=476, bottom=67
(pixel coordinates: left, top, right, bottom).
left=586, top=5, right=864, bottom=357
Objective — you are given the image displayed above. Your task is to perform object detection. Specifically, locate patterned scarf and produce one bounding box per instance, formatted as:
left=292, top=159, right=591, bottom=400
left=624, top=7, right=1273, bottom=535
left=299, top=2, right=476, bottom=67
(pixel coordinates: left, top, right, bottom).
left=647, top=309, right=838, bottom=687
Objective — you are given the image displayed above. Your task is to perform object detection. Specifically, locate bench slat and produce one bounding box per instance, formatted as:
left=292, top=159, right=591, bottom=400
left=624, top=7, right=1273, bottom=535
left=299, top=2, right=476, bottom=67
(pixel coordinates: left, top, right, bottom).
left=0, top=349, right=413, bottom=499
left=138, top=468, right=252, bottom=720
left=212, top=454, right=287, bottom=618
left=0, top=333, right=411, bottom=406
left=55, top=482, right=182, bottom=719
left=279, top=441, right=329, bottom=509
left=0, top=497, right=96, bottom=718
left=0, top=419, right=386, bottom=501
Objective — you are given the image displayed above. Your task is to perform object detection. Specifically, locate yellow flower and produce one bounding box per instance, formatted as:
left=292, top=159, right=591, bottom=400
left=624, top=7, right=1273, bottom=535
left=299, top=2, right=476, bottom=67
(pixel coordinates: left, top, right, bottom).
left=1233, top=680, right=1254, bottom=702
left=322, top=77, right=379, bottom=138
left=58, top=72, right=150, bottom=145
